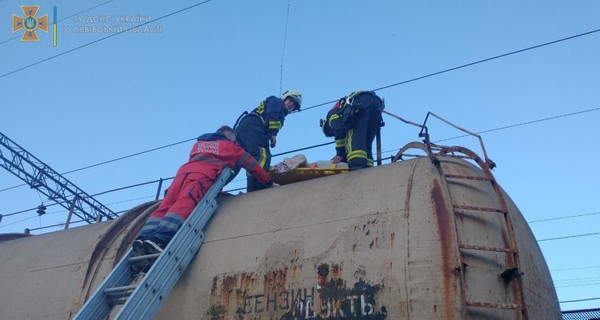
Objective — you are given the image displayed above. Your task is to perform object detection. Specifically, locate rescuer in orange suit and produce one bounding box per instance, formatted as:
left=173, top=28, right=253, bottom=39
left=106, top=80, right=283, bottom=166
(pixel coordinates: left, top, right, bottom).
left=133, top=125, right=275, bottom=255
left=320, top=90, right=384, bottom=171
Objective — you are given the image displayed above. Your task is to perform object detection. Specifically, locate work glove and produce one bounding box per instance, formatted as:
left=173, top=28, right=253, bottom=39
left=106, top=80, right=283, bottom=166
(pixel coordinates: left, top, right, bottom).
left=270, top=135, right=277, bottom=148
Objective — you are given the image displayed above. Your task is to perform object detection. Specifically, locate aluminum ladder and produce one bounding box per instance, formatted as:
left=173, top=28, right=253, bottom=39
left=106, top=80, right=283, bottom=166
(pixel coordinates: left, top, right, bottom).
left=72, top=167, right=233, bottom=320
left=436, top=146, right=527, bottom=320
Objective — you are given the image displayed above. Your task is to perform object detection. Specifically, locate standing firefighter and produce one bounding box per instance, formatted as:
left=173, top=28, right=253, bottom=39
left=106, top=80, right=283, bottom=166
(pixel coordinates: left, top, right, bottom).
left=134, top=126, right=275, bottom=254
left=234, top=90, right=302, bottom=191
left=320, top=90, right=384, bottom=171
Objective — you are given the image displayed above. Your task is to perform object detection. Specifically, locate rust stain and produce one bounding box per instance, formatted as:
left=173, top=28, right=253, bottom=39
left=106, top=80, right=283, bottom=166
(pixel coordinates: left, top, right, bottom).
left=431, top=178, right=457, bottom=320
left=211, top=276, right=219, bottom=295
left=263, top=268, right=289, bottom=301
left=221, top=274, right=239, bottom=307
left=500, top=222, right=516, bottom=267
left=331, top=263, right=342, bottom=279
left=240, top=272, right=259, bottom=291
left=390, top=232, right=395, bottom=247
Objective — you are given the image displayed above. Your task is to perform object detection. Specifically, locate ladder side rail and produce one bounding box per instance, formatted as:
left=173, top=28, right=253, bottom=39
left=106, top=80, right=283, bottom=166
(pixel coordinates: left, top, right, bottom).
left=117, top=201, right=216, bottom=320
left=437, top=146, right=527, bottom=319
left=114, top=168, right=233, bottom=320
left=432, top=159, right=469, bottom=320
left=466, top=151, right=527, bottom=319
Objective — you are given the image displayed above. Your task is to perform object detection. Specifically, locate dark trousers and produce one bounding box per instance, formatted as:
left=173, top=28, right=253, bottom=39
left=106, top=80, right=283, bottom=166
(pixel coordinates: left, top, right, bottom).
left=235, top=115, right=271, bottom=192
left=346, top=93, right=383, bottom=171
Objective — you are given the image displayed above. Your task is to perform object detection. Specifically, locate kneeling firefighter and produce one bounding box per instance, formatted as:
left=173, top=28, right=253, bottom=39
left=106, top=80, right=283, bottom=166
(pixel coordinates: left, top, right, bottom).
left=320, top=90, right=384, bottom=171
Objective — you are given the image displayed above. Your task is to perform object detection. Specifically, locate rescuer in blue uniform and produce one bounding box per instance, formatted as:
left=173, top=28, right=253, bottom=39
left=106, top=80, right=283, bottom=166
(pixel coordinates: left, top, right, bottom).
left=320, top=90, right=384, bottom=171
left=234, top=90, right=302, bottom=191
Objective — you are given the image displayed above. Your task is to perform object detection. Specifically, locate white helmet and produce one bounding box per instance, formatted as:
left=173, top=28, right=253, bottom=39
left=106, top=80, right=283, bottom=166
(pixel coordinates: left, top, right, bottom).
left=281, top=89, right=302, bottom=112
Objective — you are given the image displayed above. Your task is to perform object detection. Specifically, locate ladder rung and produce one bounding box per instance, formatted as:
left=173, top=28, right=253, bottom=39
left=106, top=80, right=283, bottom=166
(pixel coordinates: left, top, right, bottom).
left=459, top=244, right=516, bottom=253
left=466, top=301, right=523, bottom=310
left=104, top=285, right=137, bottom=296
left=453, top=204, right=505, bottom=213
left=107, top=296, right=128, bottom=306
left=128, top=253, right=161, bottom=263
left=445, top=174, right=491, bottom=181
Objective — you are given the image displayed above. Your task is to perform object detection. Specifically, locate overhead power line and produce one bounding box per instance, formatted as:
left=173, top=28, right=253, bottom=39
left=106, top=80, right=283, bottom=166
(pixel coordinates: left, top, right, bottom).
left=299, top=28, right=600, bottom=112
left=555, top=282, right=600, bottom=289
left=538, top=231, right=600, bottom=242
left=1, top=105, right=598, bottom=197
left=0, top=0, right=215, bottom=80
left=371, top=29, right=600, bottom=92
left=552, top=265, right=600, bottom=272
left=279, top=0, right=292, bottom=95
left=529, top=211, right=600, bottom=223
left=435, top=107, right=600, bottom=142
left=560, top=297, right=600, bottom=304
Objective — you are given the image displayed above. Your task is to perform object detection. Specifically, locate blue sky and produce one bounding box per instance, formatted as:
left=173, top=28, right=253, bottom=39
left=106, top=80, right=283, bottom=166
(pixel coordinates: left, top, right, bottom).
left=1, top=0, right=599, bottom=312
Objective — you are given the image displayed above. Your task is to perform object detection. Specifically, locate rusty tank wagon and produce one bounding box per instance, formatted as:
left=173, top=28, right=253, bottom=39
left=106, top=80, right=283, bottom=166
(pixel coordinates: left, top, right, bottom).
left=0, top=114, right=561, bottom=319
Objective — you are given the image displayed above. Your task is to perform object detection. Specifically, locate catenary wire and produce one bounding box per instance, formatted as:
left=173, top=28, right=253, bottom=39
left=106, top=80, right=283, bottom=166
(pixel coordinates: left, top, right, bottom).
left=560, top=297, right=600, bottom=303
left=528, top=211, right=600, bottom=223
left=301, top=28, right=600, bottom=112
left=278, top=0, right=291, bottom=95
left=1, top=105, right=598, bottom=203
left=552, top=265, right=600, bottom=272
left=555, top=282, right=600, bottom=289
left=538, top=231, right=600, bottom=242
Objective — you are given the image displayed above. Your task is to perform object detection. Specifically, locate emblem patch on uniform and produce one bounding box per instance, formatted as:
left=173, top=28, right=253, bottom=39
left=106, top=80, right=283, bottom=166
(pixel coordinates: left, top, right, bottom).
left=196, top=141, right=220, bottom=154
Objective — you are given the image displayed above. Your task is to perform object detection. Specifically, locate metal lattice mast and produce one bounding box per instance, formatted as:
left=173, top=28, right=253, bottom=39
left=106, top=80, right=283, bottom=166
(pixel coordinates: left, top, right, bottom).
left=0, top=132, right=117, bottom=224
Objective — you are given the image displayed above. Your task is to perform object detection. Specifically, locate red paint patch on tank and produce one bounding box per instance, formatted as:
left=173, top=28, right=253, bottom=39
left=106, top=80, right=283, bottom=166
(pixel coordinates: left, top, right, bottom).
left=431, top=178, right=457, bottom=320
